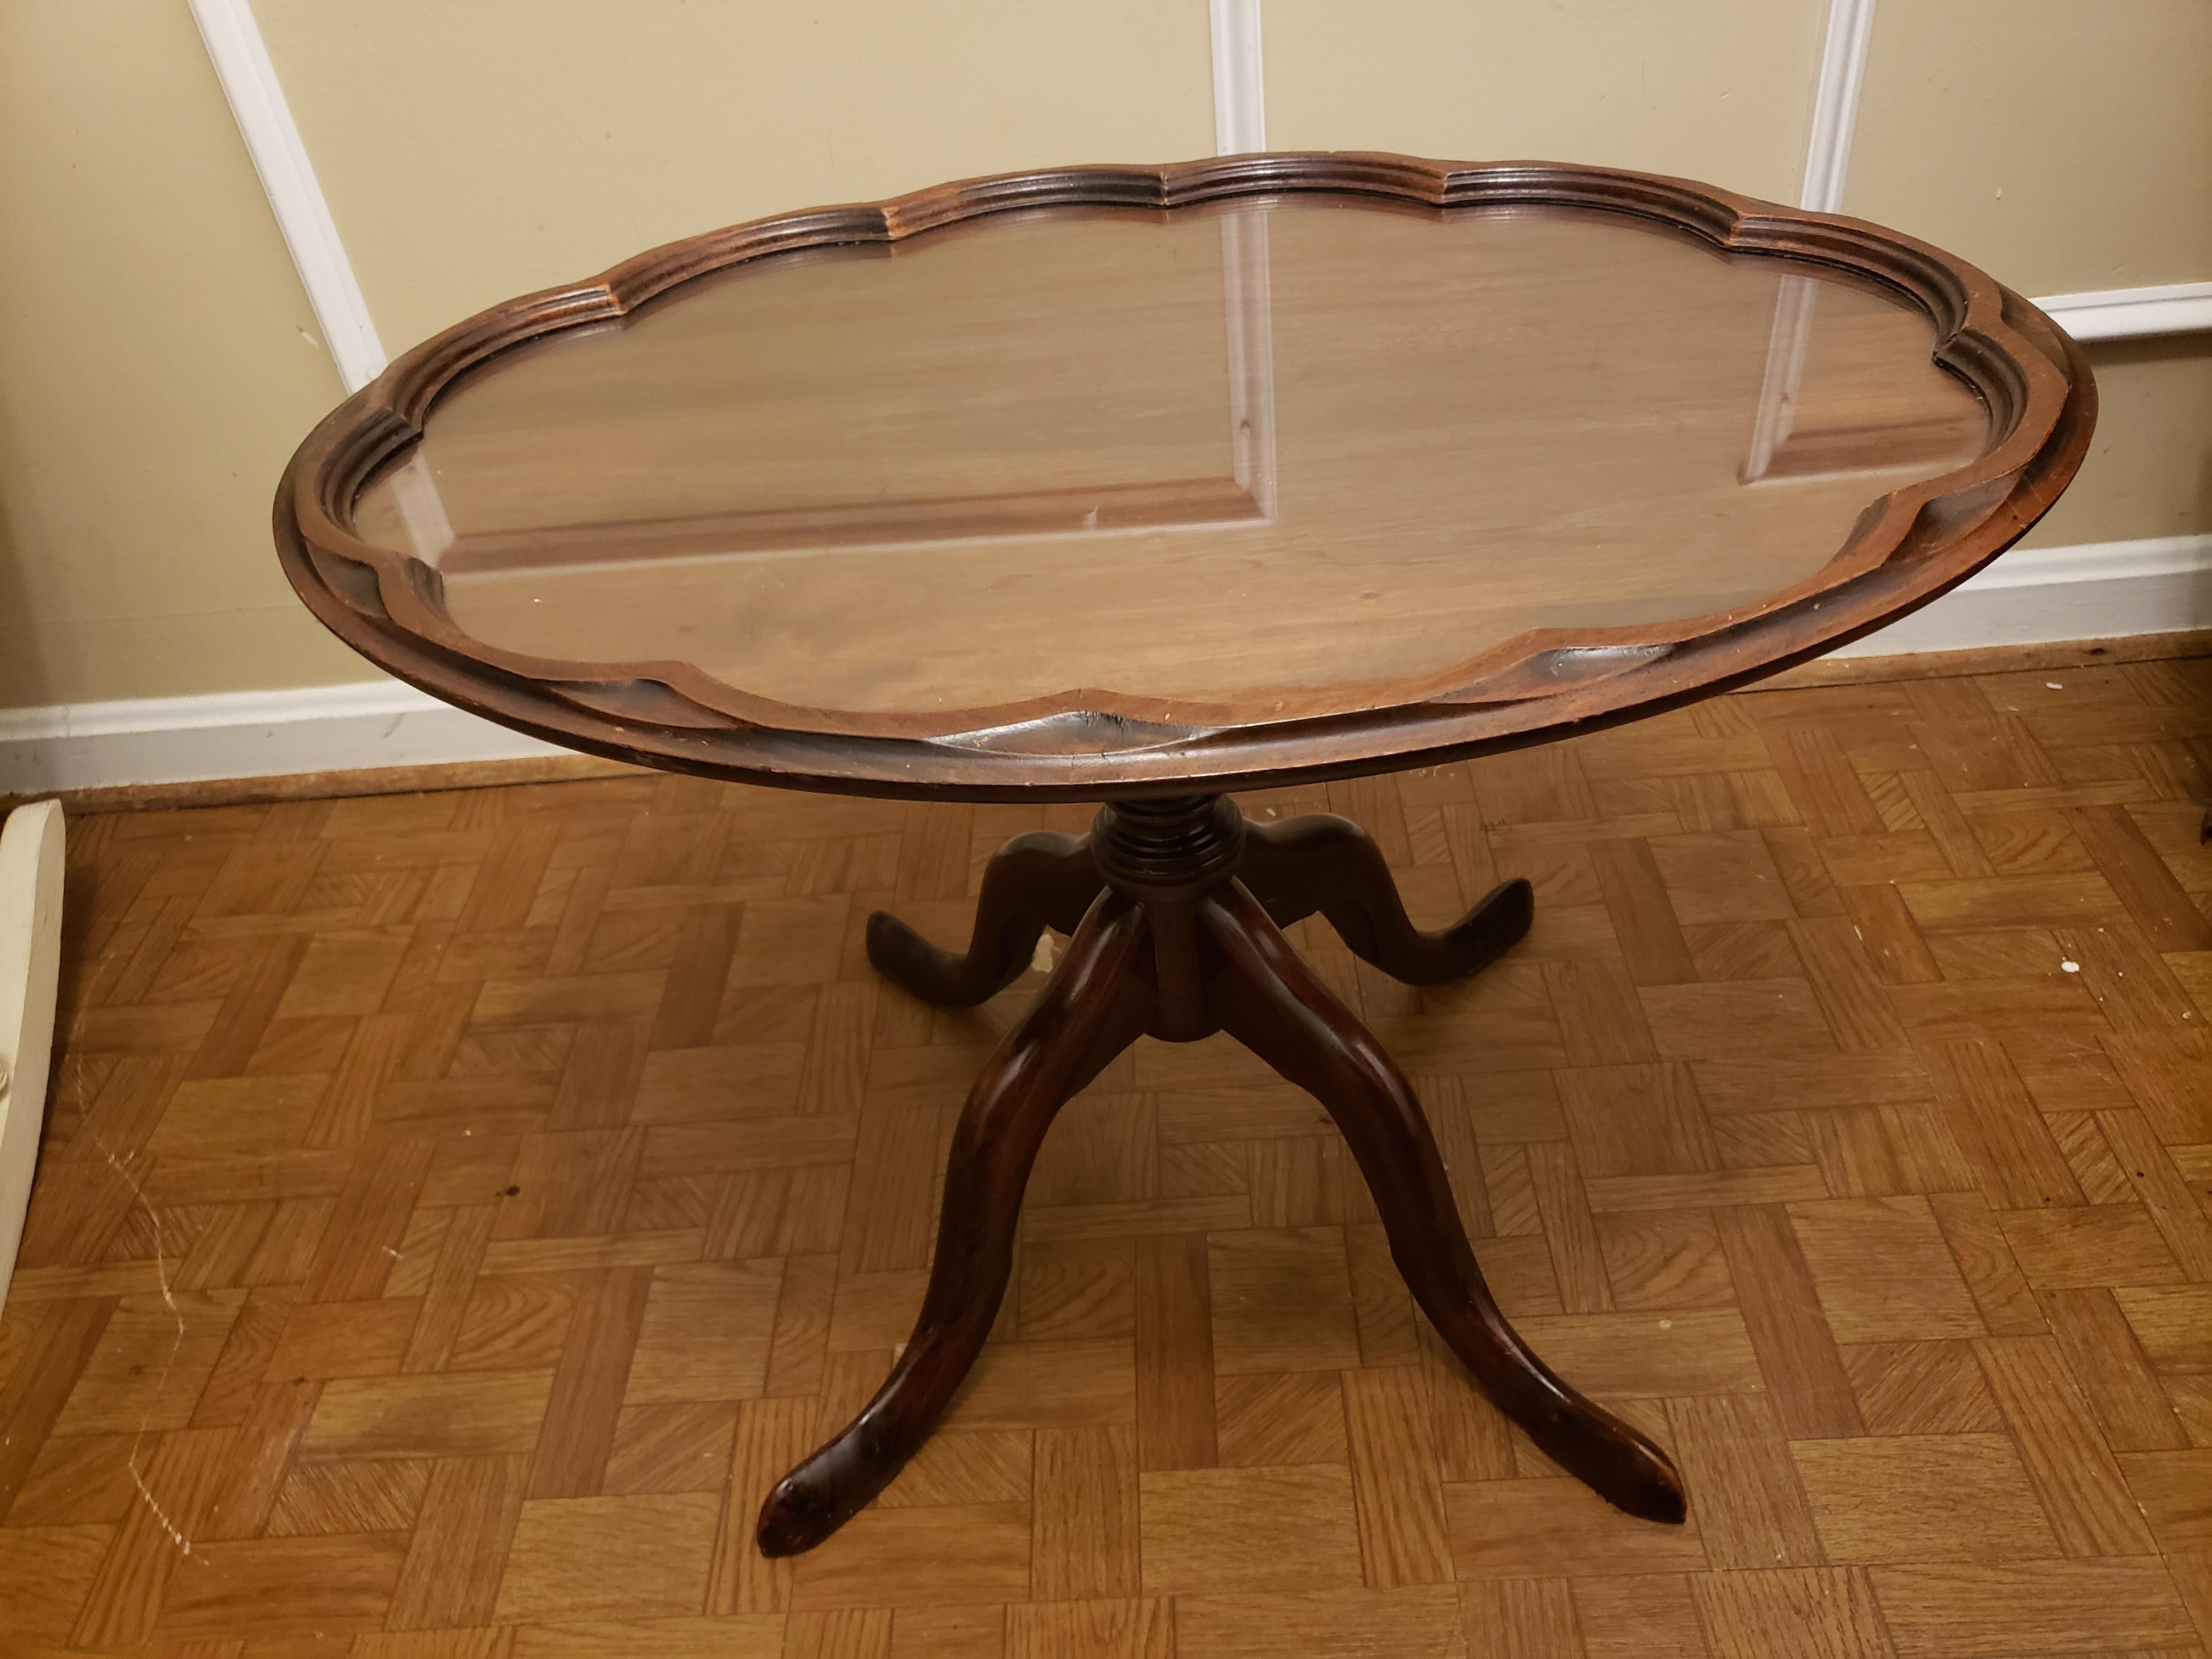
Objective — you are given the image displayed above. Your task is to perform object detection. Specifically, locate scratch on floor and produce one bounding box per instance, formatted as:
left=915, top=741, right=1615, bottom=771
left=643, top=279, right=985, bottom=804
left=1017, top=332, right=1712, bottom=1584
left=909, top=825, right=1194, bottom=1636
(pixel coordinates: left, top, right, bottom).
left=75, top=1070, right=197, bottom=1559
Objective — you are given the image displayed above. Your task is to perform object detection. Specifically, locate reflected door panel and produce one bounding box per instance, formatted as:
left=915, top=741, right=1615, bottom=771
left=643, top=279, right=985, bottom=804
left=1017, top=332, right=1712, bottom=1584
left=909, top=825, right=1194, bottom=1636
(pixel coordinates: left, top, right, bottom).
left=352, top=195, right=1989, bottom=716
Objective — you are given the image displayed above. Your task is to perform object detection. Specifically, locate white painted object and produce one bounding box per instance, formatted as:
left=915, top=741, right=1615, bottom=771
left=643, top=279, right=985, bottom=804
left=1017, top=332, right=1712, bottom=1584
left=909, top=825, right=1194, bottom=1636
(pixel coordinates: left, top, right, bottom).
left=188, top=0, right=386, bottom=391
left=0, top=679, right=564, bottom=797
left=1799, top=0, right=1879, bottom=215
left=1743, top=0, right=1880, bottom=480
left=1833, top=533, right=2212, bottom=656
left=2034, top=281, right=2212, bottom=344
left=0, top=800, right=63, bottom=1313
left=1207, top=0, right=1265, bottom=155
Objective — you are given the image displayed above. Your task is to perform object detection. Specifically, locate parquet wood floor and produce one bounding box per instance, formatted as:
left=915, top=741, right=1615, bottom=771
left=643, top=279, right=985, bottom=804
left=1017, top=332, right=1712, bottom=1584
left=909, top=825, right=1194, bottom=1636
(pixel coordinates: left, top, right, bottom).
left=5, top=658, right=2212, bottom=1657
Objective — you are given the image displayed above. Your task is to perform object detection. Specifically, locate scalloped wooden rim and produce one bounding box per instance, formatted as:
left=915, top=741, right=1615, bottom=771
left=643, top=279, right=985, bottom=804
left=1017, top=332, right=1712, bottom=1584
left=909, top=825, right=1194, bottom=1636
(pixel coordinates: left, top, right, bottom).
left=276, top=152, right=2094, bottom=802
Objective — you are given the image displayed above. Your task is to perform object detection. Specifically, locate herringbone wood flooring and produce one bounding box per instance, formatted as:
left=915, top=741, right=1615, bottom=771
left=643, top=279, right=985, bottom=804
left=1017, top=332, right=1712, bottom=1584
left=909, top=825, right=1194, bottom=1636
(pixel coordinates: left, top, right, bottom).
left=4, top=658, right=2212, bottom=1657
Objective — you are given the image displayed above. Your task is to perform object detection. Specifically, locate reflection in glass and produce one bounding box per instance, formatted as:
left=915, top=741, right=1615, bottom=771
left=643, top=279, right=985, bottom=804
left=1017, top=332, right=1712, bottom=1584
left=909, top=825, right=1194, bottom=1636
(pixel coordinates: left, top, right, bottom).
left=352, top=195, right=1993, bottom=716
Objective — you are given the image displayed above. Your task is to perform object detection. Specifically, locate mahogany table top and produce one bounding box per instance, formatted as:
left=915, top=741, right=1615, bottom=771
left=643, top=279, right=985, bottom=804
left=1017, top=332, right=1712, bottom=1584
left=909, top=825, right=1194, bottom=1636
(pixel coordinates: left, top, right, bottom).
left=276, top=154, right=2095, bottom=800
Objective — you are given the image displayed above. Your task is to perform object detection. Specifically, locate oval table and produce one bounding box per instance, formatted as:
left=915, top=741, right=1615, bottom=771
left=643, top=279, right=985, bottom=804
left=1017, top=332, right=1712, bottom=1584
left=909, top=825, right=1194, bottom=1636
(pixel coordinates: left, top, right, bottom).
left=274, top=154, right=2095, bottom=1556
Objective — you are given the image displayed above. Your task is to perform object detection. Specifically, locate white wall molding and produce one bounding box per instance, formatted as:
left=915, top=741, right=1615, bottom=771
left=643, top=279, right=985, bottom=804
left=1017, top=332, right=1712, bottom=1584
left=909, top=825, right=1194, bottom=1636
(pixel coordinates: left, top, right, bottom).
left=1799, top=0, right=1878, bottom=213
left=4, top=535, right=2203, bottom=797
left=2033, top=280, right=2212, bottom=344
left=189, top=0, right=386, bottom=391
left=1744, top=0, right=1880, bottom=479
left=1833, top=533, right=2212, bottom=656
left=1208, top=0, right=1265, bottom=155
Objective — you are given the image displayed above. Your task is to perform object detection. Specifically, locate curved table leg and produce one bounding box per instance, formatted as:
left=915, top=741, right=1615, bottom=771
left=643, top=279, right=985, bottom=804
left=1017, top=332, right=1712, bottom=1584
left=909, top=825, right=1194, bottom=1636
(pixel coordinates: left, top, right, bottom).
left=757, top=891, right=1154, bottom=1555
left=1199, top=880, right=1686, bottom=1524
left=1239, top=815, right=1533, bottom=986
left=867, top=830, right=1103, bottom=1007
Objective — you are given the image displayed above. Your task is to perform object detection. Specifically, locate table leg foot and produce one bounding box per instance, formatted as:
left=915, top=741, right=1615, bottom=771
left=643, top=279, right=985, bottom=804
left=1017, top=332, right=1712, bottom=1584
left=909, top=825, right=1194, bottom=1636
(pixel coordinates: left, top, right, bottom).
left=1200, top=879, right=1688, bottom=1526
left=865, top=830, right=1102, bottom=1007
left=1240, top=813, right=1534, bottom=986
left=758, top=891, right=1152, bottom=1557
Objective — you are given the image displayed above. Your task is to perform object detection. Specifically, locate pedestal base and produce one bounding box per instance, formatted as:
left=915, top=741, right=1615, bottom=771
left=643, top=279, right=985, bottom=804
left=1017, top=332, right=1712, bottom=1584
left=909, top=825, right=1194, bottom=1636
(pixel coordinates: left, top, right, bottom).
left=756, top=796, right=1686, bottom=1556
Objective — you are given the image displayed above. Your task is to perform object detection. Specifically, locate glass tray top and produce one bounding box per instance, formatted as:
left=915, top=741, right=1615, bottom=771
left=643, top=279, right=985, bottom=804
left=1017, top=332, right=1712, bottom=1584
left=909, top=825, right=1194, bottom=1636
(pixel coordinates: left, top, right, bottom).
left=349, top=194, right=1991, bottom=718
left=282, top=157, right=2088, bottom=797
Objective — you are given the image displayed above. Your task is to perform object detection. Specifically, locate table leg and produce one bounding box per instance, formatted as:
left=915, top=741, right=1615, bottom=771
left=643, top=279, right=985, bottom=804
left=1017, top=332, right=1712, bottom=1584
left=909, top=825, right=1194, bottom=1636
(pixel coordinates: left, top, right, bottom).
left=757, top=794, right=1685, bottom=1556
left=1203, top=879, right=1685, bottom=1522
left=1241, top=811, right=1533, bottom=984
left=755, top=889, right=1154, bottom=1556
left=864, top=829, right=1102, bottom=1006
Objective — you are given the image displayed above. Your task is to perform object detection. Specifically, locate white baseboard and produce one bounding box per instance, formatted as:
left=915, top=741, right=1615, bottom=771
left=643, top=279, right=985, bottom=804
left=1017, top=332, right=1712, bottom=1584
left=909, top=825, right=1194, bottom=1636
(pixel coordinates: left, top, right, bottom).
left=1, top=534, right=2205, bottom=797
left=1831, top=532, right=2212, bottom=656
left=2034, top=281, right=2212, bottom=345
left=0, top=679, right=564, bottom=797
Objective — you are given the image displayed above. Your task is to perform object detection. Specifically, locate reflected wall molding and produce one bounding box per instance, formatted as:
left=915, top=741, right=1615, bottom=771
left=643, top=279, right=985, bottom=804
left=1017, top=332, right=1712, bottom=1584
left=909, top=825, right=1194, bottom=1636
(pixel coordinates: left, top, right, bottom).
left=1742, top=0, right=1881, bottom=475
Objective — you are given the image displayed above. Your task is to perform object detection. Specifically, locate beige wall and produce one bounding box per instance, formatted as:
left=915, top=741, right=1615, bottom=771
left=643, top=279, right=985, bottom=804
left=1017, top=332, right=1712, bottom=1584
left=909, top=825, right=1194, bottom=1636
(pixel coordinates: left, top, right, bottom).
left=1847, top=0, right=2212, bottom=295
left=1265, top=0, right=1827, bottom=206
left=254, top=0, right=1216, bottom=361
left=2023, top=340, right=2212, bottom=549
left=0, top=2, right=2205, bottom=712
left=0, top=1, right=362, bottom=706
